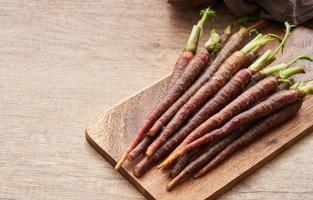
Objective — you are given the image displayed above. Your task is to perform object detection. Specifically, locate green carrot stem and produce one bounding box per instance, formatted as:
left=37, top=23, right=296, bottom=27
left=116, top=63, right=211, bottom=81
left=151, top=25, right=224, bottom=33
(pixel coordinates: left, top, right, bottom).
left=238, top=26, right=248, bottom=35
left=185, top=8, right=215, bottom=53
left=185, top=26, right=201, bottom=53
left=250, top=45, right=262, bottom=54
left=279, top=66, right=305, bottom=79
left=260, top=63, right=288, bottom=77
left=224, top=25, right=231, bottom=35
left=297, top=85, right=313, bottom=96
left=290, top=81, right=305, bottom=90
left=198, top=8, right=215, bottom=33
left=260, top=55, right=312, bottom=78
left=241, top=33, right=280, bottom=54
left=268, top=22, right=293, bottom=60
left=240, top=34, right=263, bottom=53
left=278, top=78, right=293, bottom=86
left=204, top=29, right=221, bottom=51
left=248, top=49, right=273, bottom=73
left=286, top=55, right=313, bottom=67
left=248, top=22, right=290, bottom=71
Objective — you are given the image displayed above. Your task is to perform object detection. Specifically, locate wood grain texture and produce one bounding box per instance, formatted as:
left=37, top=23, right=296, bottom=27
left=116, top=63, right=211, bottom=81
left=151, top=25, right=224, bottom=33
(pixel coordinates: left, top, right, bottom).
left=1, top=0, right=313, bottom=200
left=86, top=26, right=313, bottom=200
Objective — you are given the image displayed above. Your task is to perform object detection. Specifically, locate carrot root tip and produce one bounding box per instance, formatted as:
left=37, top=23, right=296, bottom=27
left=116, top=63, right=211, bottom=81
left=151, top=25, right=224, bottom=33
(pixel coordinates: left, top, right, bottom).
left=166, top=183, right=174, bottom=191
left=145, top=149, right=153, bottom=157
left=157, top=163, right=163, bottom=169
left=115, top=153, right=127, bottom=170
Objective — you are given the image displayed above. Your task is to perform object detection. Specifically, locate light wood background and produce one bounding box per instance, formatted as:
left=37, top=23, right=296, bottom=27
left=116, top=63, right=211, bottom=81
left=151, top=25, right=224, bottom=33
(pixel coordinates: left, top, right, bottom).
left=1, top=1, right=312, bottom=200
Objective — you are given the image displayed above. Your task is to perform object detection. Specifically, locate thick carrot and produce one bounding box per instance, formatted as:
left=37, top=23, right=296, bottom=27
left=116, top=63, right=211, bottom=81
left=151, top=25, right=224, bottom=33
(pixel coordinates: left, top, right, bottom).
left=128, top=136, right=153, bottom=161
left=194, top=100, right=303, bottom=178
left=146, top=34, right=276, bottom=157
left=115, top=9, right=215, bottom=169
left=169, top=149, right=200, bottom=178
left=163, top=88, right=308, bottom=166
left=167, top=51, right=194, bottom=90
left=159, top=67, right=304, bottom=169
left=166, top=125, right=250, bottom=190
left=167, top=8, right=216, bottom=90
left=147, top=27, right=246, bottom=138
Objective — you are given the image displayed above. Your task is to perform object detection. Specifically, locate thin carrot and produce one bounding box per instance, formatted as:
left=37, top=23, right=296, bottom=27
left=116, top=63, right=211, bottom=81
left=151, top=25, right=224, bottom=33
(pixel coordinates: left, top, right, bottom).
left=159, top=67, right=305, bottom=169
left=115, top=9, right=215, bottom=169
left=194, top=100, right=303, bottom=178
left=163, top=86, right=311, bottom=167
left=166, top=125, right=250, bottom=190
left=146, top=33, right=276, bottom=157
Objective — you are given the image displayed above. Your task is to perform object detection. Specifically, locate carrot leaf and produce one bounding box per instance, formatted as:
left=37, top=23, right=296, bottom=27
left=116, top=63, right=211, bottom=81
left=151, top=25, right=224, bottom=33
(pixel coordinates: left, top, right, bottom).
left=270, top=22, right=293, bottom=59
left=290, top=82, right=304, bottom=90
left=287, top=55, right=313, bottom=67
left=198, top=7, right=216, bottom=33
left=249, top=28, right=259, bottom=36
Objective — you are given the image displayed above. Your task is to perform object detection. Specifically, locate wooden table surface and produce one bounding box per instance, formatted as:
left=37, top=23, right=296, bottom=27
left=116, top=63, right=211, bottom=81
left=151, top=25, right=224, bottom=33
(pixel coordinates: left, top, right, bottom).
left=1, top=1, right=313, bottom=200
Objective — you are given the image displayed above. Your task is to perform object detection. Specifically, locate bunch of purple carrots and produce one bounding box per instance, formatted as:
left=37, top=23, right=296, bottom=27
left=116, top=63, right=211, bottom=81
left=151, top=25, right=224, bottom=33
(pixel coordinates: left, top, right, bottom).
left=115, top=8, right=313, bottom=190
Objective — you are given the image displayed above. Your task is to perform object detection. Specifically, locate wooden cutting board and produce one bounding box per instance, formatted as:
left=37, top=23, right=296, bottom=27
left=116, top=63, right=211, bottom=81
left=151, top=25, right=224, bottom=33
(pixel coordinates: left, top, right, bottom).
left=85, top=26, right=313, bottom=200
